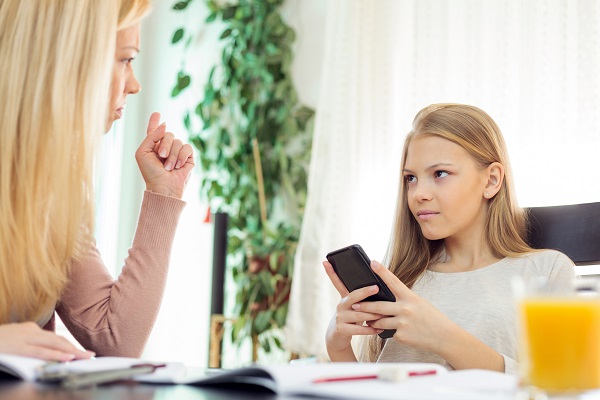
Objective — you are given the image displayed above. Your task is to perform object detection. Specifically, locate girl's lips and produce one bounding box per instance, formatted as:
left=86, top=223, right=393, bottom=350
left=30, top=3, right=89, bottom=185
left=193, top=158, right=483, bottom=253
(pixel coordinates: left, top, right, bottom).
left=416, top=210, right=439, bottom=221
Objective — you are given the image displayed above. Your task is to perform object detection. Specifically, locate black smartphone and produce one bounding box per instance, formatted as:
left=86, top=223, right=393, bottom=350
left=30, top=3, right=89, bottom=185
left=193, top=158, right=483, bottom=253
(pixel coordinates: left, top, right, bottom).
left=326, top=244, right=396, bottom=339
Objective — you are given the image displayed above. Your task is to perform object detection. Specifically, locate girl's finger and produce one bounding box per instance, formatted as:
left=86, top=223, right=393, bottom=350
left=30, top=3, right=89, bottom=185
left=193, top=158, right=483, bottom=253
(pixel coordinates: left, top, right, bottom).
left=371, top=260, right=408, bottom=300
left=338, top=309, right=385, bottom=324
left=323, top=261, right=350, bottom=297
left=346, top=284, right=379, bottom=304
left=337, top=324, right=383, bottom=337
left=368, top=316, right=399, bottom=331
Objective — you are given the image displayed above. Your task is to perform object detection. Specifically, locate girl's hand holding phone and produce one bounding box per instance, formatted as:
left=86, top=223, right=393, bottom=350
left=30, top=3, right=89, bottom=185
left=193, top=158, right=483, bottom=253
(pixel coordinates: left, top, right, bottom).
left=356, top=261, right=456, bottom=355
left=323, top=261, right=387, bottom=361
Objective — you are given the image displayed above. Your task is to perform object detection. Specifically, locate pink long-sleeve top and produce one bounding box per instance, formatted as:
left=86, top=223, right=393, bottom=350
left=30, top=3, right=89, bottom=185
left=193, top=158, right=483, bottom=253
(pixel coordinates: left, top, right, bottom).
left=42, top=190, right=185, bottom=357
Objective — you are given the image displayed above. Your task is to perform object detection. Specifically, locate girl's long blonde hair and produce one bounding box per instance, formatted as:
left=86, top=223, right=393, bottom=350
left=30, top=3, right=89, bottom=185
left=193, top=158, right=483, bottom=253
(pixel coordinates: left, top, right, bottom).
left=364, top=103, right=533, bottom=361
left=0, top=0, right=149, bottom=324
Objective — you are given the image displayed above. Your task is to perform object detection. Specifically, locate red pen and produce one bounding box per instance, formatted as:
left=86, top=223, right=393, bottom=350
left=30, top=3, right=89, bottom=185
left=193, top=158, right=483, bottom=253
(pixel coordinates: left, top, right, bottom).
left=312, top=369, right=438, bottom=384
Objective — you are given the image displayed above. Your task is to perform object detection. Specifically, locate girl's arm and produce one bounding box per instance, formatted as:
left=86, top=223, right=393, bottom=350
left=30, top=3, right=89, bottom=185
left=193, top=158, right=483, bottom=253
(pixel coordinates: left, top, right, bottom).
left=433, top=318, right=504, bottom=371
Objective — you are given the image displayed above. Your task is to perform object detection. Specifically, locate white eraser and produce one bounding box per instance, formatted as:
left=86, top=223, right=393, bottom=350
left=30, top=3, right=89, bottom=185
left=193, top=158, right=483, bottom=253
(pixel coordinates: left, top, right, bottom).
left=378, top=367, right=409, bottom=382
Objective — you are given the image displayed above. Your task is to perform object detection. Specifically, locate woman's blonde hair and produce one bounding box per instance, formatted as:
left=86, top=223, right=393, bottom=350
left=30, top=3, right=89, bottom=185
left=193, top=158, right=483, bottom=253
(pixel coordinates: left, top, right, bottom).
left=118, top=0, right=151, bottom=30
left=0, top=0, right=149, bottom=324
left=364, top=103, right=532, bottom=361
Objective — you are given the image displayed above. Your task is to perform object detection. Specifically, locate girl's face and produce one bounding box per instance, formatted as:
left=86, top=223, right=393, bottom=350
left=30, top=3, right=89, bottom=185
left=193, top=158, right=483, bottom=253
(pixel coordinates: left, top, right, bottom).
left=403, top=135, right=490, bottom=242
left=106, top=24, right=141, bottom=132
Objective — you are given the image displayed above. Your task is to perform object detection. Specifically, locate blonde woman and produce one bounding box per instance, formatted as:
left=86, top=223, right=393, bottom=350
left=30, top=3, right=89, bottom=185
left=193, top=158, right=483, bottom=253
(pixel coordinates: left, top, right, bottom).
left=324, top=104, right=574, bottom=374
left=0, top=0, right=194, bottom=360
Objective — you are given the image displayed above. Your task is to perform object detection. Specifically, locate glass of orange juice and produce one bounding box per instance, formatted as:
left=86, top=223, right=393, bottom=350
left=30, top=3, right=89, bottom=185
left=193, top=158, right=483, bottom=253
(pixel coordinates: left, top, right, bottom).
left=515, top=277, right=600, bottom=397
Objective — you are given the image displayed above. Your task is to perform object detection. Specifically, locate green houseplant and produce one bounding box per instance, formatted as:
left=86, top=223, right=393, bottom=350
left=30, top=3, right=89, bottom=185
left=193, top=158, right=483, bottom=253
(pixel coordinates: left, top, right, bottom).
left=171, top=0, right=315, bottom=360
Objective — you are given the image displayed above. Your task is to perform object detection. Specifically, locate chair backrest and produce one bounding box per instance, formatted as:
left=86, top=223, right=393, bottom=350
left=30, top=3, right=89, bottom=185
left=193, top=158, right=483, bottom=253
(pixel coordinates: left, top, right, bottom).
left=526, top=202, right=600, bottom=266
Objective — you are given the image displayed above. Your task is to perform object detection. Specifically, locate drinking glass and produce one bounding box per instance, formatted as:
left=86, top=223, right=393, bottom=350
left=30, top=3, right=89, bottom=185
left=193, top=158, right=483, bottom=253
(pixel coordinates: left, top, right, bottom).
left=514, top=276, right=600, bottom=399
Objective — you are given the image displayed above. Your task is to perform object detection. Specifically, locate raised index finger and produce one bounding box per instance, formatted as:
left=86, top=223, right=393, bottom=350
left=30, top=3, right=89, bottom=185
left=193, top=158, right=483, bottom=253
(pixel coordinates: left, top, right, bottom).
left=146, top=112, right=162, bottom=135
left=370, top=260, right=411, bottom=299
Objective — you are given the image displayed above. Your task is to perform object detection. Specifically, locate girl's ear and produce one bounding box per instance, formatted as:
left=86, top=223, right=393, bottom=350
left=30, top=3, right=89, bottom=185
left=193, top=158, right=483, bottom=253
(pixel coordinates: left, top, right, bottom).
left=483, top=162, right=504, bottom=199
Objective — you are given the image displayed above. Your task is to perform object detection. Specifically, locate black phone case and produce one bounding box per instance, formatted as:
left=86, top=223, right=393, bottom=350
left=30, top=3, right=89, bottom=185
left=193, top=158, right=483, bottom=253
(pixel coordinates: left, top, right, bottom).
left=326, top=244, right=396, bottom=339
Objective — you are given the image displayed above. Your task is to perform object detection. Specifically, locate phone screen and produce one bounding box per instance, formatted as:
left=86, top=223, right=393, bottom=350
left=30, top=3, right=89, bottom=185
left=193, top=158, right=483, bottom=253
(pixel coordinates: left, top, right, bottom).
left=331, top=247, right=377, bottom=291
left=326, top=244, right=395, bottom=303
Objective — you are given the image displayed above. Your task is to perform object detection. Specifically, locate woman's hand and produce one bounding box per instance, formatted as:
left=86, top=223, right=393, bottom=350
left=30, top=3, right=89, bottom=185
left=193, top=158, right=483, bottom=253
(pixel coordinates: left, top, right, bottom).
left=0, top=322, right=93, bottom=361
left=323, top=261, right=387, bottom=362
left=354, top=261, right=453, bottom=354
left=135, top=112, right=195, bottom=199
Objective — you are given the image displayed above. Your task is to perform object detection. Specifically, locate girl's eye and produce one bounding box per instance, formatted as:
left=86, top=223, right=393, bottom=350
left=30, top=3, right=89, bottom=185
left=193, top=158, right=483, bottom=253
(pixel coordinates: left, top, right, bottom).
left=434, top=170, right=449, bottom=178
left=122, top=58, right=135, bottom=64
left=405, top=175, right=417, bottom=184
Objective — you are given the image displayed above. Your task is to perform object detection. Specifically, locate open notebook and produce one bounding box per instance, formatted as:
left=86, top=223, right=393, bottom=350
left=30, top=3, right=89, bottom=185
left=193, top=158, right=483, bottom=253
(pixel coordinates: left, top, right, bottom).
left=0, top=354, right=163, bottom=388
left=0, top=353, right=517, bottom=398
left=137, top=362, right=517, bottom=399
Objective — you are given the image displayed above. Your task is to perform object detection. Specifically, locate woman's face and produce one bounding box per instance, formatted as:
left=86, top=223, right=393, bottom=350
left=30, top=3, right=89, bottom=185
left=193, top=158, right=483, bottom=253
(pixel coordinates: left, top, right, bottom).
left=106, top=24, right=141, bottom=132
left=403, top=135, right=490, bottom=242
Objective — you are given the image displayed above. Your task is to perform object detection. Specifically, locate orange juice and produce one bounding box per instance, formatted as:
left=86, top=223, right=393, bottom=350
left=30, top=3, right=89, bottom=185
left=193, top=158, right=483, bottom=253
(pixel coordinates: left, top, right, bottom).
left=520, top=297, right=600, bottom=392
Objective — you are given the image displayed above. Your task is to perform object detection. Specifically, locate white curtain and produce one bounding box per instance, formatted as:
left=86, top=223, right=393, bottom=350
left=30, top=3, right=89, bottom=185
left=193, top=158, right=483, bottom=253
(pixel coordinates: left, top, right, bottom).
left=286, top=0, right=600, bottom=357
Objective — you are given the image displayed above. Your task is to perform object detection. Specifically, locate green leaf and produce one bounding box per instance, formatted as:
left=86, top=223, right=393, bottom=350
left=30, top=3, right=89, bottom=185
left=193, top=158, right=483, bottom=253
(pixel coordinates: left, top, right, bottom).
left=269, top=252, right=280, bottom=271
left=173, top=0, right=190, bottom=11
left=171, top=73, right=191, bottom=97
left=263, top=338, right=272, bottom=353
left=194, top=102, right=203, bottom=117
left=205, top=13, right=217, bottom=23
left=254, top=310, right=272, bottom=333
left=172, top=28, right=184, bottom=44
left=179, top=74, right=191, bottom=89
left=183, top=111, right=191, bottom=130
left=220, top=28, right=232, bottom=40
left=232, top=316, right=246, bottom=341
left=274, top=303, right=288, bottom=327
left=258, top=271, right=275, bottom=296
left=207, top=66, right=216, bottom=82
left=222, top=6, right=237, bottom=20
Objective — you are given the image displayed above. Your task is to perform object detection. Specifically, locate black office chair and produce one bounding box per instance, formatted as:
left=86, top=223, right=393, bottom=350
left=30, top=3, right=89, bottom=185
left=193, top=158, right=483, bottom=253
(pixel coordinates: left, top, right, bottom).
left=526, top=202, right=600, bottom=266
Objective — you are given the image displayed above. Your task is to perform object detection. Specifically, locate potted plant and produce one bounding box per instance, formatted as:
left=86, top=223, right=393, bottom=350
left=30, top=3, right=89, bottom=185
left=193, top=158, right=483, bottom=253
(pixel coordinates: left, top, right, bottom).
left=171, top=0, right=314, bottom=361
